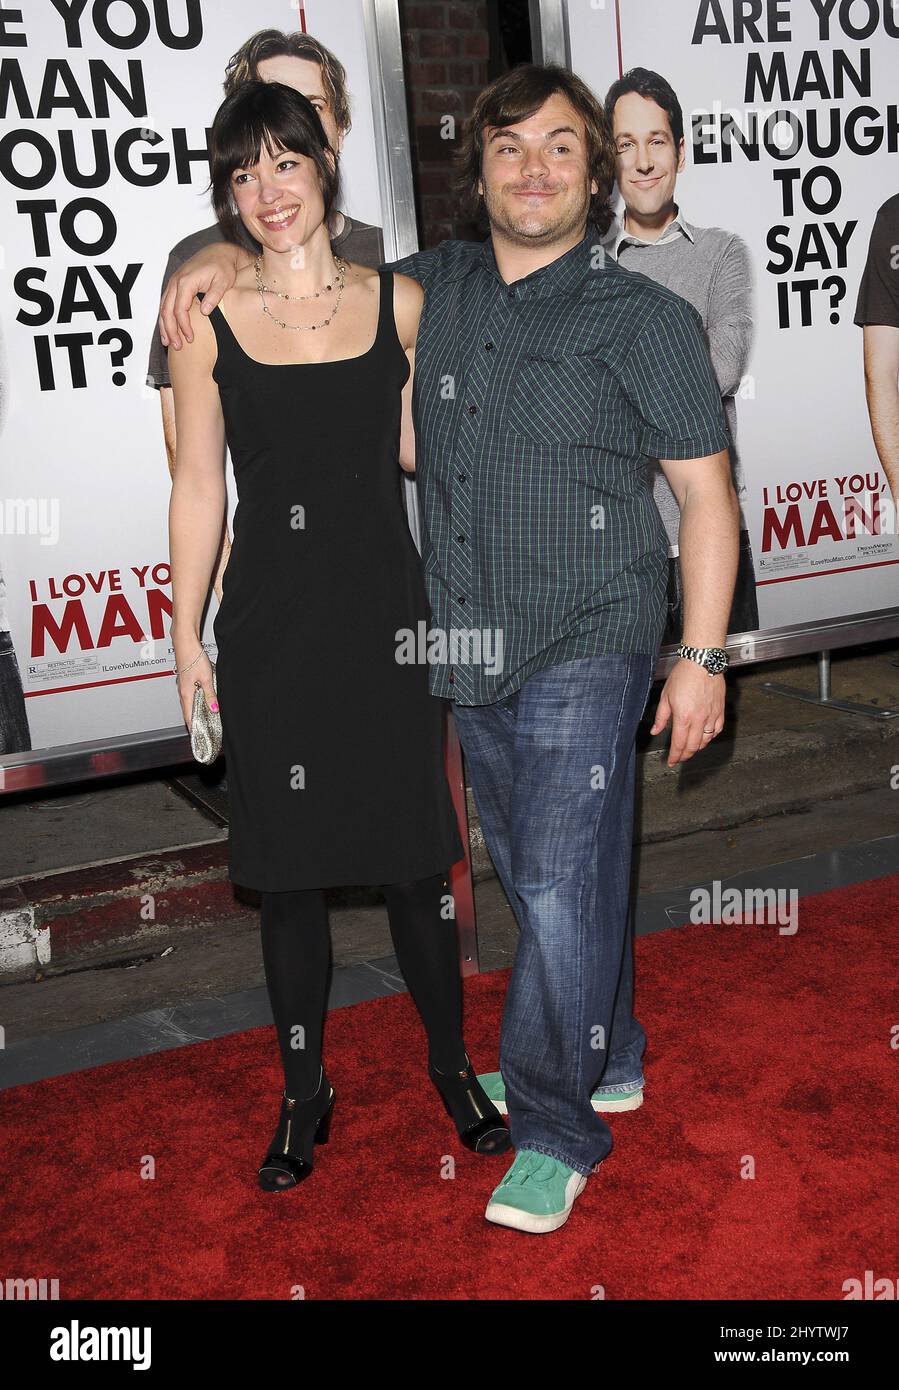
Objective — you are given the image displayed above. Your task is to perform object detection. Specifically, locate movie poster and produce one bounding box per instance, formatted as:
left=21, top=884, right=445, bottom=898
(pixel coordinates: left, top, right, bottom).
left=0, top=0, right=393, bottom=767
left=555, top=0, right=899, bottom=635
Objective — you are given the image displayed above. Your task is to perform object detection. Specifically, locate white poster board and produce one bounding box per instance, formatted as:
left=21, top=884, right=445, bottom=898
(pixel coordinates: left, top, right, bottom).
left=539, top=0, right=899, bottom=644
left=0, top=0, right=407, bottom=776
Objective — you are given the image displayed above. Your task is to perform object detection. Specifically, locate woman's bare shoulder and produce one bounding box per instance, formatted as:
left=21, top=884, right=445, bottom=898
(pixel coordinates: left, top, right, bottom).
left=333, top=259, right=376, bottom=296
left=168, top=296, right=217, bottom=377
left=390, top=272, right=424, bottom=349
left=232, top=260, right=259, bottom=292
left=185, top=294, right=219, bottom=344
left=391, top=271, right=424, bottom=306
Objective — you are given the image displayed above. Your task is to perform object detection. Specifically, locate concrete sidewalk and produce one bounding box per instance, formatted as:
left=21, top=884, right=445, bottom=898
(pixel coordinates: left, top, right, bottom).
left=1, top=642, right=896, bottom=983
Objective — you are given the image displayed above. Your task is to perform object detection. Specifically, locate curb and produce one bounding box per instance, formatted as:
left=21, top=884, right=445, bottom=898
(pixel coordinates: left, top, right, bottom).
left=0, top=842, right=248, bottom=980
left=2, top=702, right=896, bottom=980
left=636, top=716, right=899, bottom=844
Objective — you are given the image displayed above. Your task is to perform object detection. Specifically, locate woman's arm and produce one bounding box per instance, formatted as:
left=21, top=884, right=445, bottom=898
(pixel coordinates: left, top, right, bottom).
left=398, top=345, right=416, bottom=474
left=167, top=298, right=226, bottom=726
left=160, top=383, right=233, bottom=604
left=393, top=273, right=424, bottom=474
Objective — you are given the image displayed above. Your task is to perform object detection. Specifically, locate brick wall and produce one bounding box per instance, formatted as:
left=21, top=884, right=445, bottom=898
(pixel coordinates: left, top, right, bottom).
left=399, top=1, right=490, bottom=248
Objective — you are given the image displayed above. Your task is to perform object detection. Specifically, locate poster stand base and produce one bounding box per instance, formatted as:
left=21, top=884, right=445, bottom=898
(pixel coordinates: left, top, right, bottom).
left=762, top=650, right=899, bottom=722
left=444, top=708, right=479, bottom=977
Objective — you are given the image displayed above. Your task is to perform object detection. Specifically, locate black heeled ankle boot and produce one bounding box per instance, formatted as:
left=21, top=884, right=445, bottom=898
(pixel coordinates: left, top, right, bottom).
left=258, top=1068, right=335, bottom=1192
left=428, top=1054, right=511, bottom=1155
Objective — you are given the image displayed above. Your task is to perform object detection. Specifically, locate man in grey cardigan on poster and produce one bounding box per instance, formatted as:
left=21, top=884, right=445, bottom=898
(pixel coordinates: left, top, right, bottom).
left=605, top=68, right=759, bottom=641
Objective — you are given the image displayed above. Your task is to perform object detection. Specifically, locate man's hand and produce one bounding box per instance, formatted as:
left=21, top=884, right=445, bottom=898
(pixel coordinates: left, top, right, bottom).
left=651, top=659, right=726, bottom=767
left=159, top=242, right=247, bottom=350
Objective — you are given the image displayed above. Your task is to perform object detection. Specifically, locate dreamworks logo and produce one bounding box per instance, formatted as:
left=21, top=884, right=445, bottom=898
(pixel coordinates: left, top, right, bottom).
left=689, top=881, right=798, bottom=935
left=395, top=621, right=504, bottom=675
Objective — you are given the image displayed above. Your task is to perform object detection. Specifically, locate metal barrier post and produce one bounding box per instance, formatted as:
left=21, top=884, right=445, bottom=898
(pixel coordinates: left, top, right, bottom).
left=443, top=706, right=479, bottom=976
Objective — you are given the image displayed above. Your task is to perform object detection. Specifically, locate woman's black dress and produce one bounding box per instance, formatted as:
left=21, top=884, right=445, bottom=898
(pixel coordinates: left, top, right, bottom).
left=207, top=268, right=464, bottom=891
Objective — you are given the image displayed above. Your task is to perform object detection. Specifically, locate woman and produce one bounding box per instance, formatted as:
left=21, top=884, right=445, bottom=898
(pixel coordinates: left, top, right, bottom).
left=168, top=80, right=509, bottom=1190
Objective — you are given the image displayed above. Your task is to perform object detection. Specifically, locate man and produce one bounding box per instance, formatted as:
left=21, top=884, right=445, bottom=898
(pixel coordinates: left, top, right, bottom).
left=854, top=193, right=899, bottom=509
left=146, top=28, right=384, bottom=600
left=604, top=67, right=759, bottom=640
left=158, top=63, right=739, bottom=1235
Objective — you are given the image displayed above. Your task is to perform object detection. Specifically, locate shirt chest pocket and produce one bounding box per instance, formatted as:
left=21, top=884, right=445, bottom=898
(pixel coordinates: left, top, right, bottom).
left=506, top=349, right=599, bottom=448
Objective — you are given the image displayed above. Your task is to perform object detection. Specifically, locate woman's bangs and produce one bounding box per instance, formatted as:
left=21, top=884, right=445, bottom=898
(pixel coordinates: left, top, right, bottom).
left=226, top=118, right=290, bottom=176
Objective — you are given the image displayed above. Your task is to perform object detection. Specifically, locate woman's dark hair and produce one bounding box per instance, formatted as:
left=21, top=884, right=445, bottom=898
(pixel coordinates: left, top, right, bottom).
left=208, top=80, right=340, bottom=252
left=454, top=63, right=616, bottom=235
left=604, top=68, right=684, bottom=147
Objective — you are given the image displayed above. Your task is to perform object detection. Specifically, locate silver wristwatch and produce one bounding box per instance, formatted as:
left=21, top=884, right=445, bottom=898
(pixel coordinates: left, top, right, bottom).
left=677, top=644, right=729, bottom=675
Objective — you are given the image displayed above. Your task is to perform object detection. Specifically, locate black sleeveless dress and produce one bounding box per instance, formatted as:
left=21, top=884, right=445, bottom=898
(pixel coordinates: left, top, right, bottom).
left=207, top=268, right=464, bottom=891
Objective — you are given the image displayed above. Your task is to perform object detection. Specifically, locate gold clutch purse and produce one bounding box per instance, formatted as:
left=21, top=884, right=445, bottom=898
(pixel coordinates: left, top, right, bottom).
left=189, top=662, right=222, bottom=764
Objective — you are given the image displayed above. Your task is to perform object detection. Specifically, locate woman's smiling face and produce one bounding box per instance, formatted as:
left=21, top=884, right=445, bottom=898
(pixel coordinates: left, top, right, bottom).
left=230, top=141, right=330, bottom=251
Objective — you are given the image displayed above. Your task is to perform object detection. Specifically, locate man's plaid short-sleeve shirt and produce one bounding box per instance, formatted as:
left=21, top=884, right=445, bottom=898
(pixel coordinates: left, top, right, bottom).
left=384, top=221, right=731, bottom=706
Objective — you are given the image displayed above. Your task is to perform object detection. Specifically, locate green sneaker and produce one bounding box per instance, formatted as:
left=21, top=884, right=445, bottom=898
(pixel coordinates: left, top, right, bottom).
left=485, top=1151, right=588, bottom=1233
left=478, top=1072, right=643, bottom=1114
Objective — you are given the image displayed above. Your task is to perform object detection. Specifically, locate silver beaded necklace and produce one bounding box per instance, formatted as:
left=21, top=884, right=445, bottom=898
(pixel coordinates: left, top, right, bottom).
left=253, top=254, right=349, bottom=331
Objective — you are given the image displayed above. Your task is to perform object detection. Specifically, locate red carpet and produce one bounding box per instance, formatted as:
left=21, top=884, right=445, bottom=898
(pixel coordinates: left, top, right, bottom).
left=2, top=873, right=897, bottom=1300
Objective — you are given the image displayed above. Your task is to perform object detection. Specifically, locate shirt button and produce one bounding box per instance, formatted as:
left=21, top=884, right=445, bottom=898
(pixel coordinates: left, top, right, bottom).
left=468, top=404, right=478, bottom=414
left=484, top=341, right=494, bottom=350
left=457, top=595, right=466, bottom=604
left=456, top=533, right=465, bottom=543
left=457, top=472, right=467, bottom=482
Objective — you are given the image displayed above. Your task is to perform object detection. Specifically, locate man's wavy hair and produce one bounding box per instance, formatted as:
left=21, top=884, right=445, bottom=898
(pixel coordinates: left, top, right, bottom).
left=454, top=64, right=616, bottom=235
left=223, top=28, right=351, bottom=135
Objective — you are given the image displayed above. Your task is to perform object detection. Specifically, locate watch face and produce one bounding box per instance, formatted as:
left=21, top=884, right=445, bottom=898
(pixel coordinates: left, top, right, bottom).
left=705, top=648, right=729, bottom=675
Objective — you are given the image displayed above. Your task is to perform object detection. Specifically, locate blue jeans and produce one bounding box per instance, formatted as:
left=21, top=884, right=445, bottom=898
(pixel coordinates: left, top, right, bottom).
left=453, top=652, right=655, bottom=1175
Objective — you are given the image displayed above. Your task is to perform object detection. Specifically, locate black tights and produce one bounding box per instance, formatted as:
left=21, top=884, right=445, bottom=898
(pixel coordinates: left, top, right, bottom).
left=259, top=871, right=467, bottom=1097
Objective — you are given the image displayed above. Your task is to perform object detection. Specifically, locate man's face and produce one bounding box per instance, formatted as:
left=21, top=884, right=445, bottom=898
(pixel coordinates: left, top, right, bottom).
left=477, top=94, right=598, bottom=246
left=611, top=91, right=684, bottom=219
left=256, top=54, right=344, bottom=152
